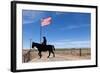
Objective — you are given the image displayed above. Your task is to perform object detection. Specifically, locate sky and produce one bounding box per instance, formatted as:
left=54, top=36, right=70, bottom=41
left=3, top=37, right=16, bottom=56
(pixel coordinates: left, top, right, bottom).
left=22, top=10, right=91, bottom=49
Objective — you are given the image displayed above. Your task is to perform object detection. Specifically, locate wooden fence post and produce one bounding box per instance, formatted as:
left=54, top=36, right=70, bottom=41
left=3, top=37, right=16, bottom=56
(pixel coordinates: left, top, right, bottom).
left=79, top=48, right=82, bottom=56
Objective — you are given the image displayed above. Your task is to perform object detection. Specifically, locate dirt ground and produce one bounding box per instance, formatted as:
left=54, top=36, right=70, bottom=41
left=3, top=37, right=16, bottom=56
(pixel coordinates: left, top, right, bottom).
left=22, top=49, right=91, bottom=63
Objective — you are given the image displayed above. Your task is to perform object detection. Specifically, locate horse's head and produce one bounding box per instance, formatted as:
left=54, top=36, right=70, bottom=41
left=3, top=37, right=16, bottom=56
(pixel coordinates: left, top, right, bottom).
left=32, top=42, right=35, bottom=48
left=32, top=42, right=39, bottom=49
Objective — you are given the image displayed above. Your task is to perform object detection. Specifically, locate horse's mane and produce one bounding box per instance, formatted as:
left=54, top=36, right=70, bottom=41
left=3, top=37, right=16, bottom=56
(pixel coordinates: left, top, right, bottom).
left=32, top=42, right=40, bottom=45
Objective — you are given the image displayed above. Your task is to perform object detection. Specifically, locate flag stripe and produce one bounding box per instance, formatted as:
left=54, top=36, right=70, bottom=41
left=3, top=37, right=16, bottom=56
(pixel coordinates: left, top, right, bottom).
left=41, top=17, right=52, bottom=26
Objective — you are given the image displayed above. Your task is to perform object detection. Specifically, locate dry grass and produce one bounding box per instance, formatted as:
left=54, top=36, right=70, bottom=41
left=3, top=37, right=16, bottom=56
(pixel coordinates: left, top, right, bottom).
left=22, top=48, right=91, bottom=63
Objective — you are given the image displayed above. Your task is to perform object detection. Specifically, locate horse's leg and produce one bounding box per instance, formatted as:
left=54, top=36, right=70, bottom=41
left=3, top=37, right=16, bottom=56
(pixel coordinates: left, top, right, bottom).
left=51, top=51, right=55, bottom=57
left=40, top=52, right=42, bottom=58
left=47, top=51, right=51, bottom=58
left=38, top=52, right=40, bottom=56
left=38, top=52, right=42, bottom=58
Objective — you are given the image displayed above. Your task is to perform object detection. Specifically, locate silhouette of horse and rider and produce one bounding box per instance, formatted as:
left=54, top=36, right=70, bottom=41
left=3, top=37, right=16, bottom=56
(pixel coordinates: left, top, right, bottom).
left=32, top=36, right=55, bottom=58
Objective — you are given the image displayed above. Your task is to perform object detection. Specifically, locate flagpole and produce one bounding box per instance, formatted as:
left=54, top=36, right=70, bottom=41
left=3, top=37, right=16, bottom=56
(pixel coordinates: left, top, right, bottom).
left=30, top=39, right=32, bottom=50
left=40, top=20, right=42, bottom=43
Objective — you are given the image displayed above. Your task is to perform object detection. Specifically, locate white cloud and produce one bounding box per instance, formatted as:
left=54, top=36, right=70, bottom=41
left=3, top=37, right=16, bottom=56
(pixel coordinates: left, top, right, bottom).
left=61, top=24, right=90, bottom=30
left=23, top=10, right=45, bottom=24
left=55, top=12, right=65, bottom=15
left=70, top=41, right=90, bottom=44
left=23, top=20, right=34, bottom=24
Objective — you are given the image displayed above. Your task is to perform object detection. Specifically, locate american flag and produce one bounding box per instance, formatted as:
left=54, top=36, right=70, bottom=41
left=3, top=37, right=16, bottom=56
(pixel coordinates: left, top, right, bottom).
left=41, top=17, right=52, bottom=26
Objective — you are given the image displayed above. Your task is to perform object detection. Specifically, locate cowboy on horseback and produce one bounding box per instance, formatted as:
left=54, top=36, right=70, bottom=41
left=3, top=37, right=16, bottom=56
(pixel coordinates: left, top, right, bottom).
left=42, top=36, right=47, bottom=45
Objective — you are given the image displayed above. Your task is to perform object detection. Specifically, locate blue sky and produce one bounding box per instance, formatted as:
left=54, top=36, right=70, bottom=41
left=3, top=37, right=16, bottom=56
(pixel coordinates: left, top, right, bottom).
left=22, top=10, right=91, bottom=49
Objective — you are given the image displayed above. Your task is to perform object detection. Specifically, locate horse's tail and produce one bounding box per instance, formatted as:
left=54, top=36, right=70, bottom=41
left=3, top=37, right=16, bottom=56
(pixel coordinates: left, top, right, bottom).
left=52, top=45, right=55, bottom=51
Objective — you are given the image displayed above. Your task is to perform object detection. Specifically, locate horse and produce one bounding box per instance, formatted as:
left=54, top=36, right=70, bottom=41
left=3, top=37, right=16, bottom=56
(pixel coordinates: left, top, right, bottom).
left=32, top=42, right=55, bottom=58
